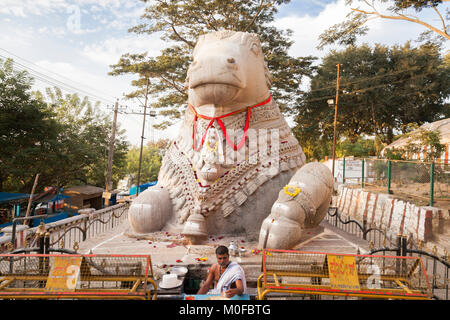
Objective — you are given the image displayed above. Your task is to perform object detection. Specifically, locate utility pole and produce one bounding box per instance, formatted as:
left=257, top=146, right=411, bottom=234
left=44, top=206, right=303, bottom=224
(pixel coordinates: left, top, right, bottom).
left=136, top=79, right=150, bottom=197
left=23, top=173, right=40, bottom=225
left=331, top=63, right=341, bottom=179
left=105, top=98, right=119, bottom=206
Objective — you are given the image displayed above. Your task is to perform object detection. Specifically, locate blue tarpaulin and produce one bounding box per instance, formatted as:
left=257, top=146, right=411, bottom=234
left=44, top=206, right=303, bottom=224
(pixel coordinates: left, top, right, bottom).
left=129, top=181, right=157, bottom=196
left=0, top=192, right=30, bottom=204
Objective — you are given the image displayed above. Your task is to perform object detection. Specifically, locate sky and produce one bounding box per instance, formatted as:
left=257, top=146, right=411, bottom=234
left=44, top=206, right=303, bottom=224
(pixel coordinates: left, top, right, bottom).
left=1, top=0, right=449, bottom=146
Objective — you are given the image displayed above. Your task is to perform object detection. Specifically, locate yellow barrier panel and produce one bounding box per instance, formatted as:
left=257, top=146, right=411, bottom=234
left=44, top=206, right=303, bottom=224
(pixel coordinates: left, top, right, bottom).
left=257, top=249, right=432, bottom=300
left=0, top=254, right=157, bottom=300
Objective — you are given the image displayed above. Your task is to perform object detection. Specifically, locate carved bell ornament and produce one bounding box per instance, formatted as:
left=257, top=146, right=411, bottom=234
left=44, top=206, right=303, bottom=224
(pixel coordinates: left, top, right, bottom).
left=182, top=213, right=207, bottom=244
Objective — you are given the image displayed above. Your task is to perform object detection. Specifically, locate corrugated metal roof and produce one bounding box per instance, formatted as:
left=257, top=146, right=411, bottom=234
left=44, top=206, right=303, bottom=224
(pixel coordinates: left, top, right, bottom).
left=63, top=185, right=105, bottom=195
left=36, top=193, right=71, bottom=203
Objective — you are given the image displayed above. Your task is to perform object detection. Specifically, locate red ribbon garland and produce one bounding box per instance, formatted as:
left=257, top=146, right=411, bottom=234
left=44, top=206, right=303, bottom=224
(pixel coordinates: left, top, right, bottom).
left=189, top=95, right=272, bottom=151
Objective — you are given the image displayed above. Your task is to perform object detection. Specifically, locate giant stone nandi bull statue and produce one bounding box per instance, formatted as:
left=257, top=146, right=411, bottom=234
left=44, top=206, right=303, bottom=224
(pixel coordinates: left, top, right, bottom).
left=128, top=30, right=333, bottom=249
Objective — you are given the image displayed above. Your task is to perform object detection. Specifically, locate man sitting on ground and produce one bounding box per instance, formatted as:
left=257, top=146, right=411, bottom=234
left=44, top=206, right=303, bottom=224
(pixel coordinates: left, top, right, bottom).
left=197, top=245, right=247, bottom=298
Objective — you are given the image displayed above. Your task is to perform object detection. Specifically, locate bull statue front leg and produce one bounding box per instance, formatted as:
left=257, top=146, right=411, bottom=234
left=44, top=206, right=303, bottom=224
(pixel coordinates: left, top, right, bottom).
left=258, top=162, right=334, bottom=249
left=127, top=185, right=173, bottom=234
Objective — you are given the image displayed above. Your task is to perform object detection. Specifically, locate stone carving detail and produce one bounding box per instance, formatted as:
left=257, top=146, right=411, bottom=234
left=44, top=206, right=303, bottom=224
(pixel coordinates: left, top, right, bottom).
left=128, top=30, right=332, bottom=249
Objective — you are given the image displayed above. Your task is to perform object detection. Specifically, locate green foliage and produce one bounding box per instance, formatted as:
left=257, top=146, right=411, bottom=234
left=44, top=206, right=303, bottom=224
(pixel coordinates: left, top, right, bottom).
left=125, top=140, right=169, bottom=185
left=385, top=148, right=405, bottom=160
left=294, top=134, right=376, bottom=162
left=293, top=42, right=450, bottom=155
left=0, top=58, right=129, bottom=193
left=110, top=0, right=316, bottom=129
left=336, top=137, right=376, bottom=158
left=417, top=129, right=445, bottom=161
left=297, top=137, right=331, bottom=162
left=385, top=127, right=446, bottom=161
left=41, top=87, right=130, bottom=189
left=0, top=58, right=60, bottom=192
left=393, top=0, right=444, bottom=11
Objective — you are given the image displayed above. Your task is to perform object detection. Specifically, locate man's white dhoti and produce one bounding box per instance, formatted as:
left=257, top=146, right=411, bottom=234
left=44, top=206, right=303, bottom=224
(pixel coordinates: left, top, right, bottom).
left=208, top=261, right=247, bottom=295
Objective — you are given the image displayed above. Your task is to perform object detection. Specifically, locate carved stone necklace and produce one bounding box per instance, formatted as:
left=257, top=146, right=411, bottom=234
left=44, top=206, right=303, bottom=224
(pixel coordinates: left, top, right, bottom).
left=189, top=95, right=272, bottom=151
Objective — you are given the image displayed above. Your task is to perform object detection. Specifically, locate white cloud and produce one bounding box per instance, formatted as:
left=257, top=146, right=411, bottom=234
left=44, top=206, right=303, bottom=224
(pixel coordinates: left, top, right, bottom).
left=0, top=0, right=70, bottom=16
left=273, top=0, right=349, bottom=59
left=0, top=26, right=34, bottom=47
left=0, top=6, right=27, bottom=17
left=33, top=60, right=121, bottom=105
left=81, top=34, right=168, bottom=66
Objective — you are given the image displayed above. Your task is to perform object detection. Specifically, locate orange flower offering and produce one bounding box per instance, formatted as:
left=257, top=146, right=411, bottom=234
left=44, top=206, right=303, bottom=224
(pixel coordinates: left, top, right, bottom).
left=195, top=257, right=207, bottom=262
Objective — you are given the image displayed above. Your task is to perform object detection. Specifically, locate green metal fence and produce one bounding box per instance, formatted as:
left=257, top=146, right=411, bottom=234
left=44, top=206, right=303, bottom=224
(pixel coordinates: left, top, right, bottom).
left=338, top=158, right=449, bottom=208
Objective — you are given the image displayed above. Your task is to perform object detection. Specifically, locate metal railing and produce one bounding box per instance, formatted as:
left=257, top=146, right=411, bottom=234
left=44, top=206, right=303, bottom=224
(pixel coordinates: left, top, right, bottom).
left=0, top=202, right=130, bottom=253
left=326, top=207, right=390, bottom=249
left=325, top=206, right=449, bottom=300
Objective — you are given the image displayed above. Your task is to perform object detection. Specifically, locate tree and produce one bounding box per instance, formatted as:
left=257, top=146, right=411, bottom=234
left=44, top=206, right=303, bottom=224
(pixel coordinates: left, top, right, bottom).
left=110, top=0, right=316, bottom=129
left=41, top=87, right=129, bottom=190
left=293, top=42, right=450, bottom=160
left=318, top=0, right=450, bottom=49
left=125, top=140, right=169, bottom=185
left=0, top=58, right=61, bottom=192
left=336, top=136, right=377, bottom=158
left=0, top=57, right=129, bottom=193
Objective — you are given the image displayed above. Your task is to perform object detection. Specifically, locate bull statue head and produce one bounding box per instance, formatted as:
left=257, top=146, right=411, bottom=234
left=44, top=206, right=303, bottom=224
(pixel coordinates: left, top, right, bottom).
left=185, top=30, right=272, bottom=115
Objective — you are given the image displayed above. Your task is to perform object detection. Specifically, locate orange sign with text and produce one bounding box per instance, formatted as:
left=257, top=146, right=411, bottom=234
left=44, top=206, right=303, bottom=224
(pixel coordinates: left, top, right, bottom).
left=45, top=256, right=82, bottom=292
left=327, top=254, right=360, bottom=291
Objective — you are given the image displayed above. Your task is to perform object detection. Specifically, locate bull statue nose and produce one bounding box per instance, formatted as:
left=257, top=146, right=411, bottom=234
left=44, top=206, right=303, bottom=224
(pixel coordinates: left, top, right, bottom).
left=227, top=57, right=235, bottom=64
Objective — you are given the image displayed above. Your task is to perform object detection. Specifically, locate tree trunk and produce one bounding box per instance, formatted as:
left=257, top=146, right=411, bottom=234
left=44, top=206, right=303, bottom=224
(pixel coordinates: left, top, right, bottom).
left=386, top=127, right=394, bottom=145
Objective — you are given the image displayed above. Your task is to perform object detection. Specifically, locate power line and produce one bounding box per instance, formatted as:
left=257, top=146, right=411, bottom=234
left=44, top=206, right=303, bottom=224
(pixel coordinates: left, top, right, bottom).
left=2, top=56, right=116, bottom=105
left=307, top=65, right=424, bottom=93
left=3, top=60, right=112, bottom=104
left=0, top=47, right=117, bottom=102
left=302, top=69, right=442, bottom=104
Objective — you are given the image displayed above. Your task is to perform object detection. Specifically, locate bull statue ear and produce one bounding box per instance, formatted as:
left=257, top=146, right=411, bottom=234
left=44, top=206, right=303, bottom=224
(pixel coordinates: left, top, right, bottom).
left=250, top=42, right=260, bottom=56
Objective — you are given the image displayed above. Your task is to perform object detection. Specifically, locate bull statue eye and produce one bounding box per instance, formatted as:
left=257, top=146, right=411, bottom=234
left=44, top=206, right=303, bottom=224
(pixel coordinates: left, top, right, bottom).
left=227, top=57, right=235, bottom=64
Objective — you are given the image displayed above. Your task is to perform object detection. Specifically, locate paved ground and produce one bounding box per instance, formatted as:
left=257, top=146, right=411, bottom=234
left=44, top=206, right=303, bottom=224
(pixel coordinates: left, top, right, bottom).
left=77, top=218, right=371, bottom=290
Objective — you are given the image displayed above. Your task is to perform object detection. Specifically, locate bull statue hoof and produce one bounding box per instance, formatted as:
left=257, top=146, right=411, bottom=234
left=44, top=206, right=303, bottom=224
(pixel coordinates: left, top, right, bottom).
left=128, top=185, right=172, bottom=234
left=258, top=162, right=333, bottom=249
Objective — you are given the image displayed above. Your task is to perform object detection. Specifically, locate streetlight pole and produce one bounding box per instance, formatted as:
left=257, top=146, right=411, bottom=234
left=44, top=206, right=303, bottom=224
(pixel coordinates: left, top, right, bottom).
left=331, top=63, right=341, bottom=179
left=105, top=99, right=119, bottom=206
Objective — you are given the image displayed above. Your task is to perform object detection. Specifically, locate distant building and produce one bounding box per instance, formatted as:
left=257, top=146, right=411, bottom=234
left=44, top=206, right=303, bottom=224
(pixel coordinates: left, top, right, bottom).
left=117, top=174, right=133, bottom=191
left=382, top=118, right=450, bottom=163
left=62, top=185, right=105, bottom=211
left=0, top=192, right=30, bottom=225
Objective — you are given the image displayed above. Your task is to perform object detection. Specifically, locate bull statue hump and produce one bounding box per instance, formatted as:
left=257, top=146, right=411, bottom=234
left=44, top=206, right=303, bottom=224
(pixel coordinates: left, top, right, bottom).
left=128, top=30, right=333, bottom=249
